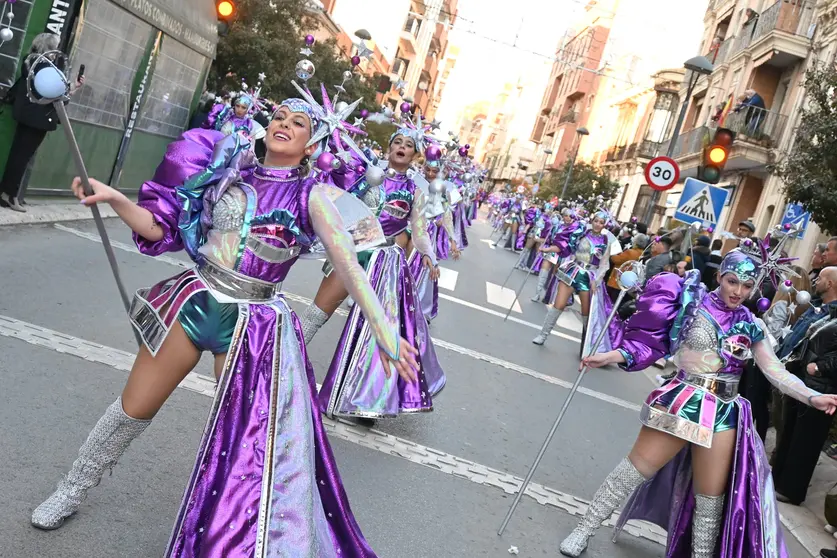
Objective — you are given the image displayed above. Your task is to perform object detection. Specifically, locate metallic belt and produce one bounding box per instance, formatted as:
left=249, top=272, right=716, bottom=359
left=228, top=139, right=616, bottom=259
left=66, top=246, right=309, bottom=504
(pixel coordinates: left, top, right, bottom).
left=198, top=259, right=277, bottom=302
left=677, top=370, right=740, bottom=402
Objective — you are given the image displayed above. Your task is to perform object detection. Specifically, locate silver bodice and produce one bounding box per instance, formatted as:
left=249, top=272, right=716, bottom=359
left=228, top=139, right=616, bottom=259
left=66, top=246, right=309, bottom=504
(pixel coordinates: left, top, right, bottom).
left=211, top=187, right=247, bottom=232
left=575, top=237, right=593, bottom=265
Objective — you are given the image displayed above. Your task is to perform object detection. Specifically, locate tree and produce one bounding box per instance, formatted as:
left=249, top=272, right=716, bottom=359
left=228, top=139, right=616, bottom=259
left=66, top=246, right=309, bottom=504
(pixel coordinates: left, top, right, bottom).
left=772, top=62, right=837, bottom=235
left=209, top=0, right=382, bottom=115
left=536, top=161, right=620, bottom=213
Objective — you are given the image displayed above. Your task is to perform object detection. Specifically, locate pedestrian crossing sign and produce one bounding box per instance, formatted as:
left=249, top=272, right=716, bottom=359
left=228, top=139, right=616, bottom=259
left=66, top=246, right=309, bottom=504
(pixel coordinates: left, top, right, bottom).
left=674, top=177, right=730, bottom=226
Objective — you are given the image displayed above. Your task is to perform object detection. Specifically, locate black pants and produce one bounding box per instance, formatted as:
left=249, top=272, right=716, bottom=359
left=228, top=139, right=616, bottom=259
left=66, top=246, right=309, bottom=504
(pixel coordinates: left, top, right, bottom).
left=772, top=395, right=833, bottom=504
left=739, top=360, right=770, bottom=441
left=0, top=124, right=47, bottom=198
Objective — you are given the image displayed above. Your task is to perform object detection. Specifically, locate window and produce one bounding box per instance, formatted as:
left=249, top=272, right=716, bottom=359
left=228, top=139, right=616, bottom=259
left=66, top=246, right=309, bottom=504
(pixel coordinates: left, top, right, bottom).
left=65, top=0, right=153, bottom=129
left=136, top=36, right=208, bottom=138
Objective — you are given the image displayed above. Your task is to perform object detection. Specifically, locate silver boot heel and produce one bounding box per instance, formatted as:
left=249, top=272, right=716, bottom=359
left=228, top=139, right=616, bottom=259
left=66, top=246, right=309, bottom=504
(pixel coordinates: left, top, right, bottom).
left=559, top=457, right=645, bottom=556
left=692, top=493, right=724, bottom=558
left=532, top=307, right=562, bottom=345
left=31, top=398, right=150, bottom=530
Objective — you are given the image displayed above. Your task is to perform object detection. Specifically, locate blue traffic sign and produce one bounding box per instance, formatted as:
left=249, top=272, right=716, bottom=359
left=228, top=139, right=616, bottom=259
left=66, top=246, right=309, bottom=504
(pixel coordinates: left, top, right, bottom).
left=780, top=202, right=810, bottom=239
left=674, top=177, right=730, bottom=226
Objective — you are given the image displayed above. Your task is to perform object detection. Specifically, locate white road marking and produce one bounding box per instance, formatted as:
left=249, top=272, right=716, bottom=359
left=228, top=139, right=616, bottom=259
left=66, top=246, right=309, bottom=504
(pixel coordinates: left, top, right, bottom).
left=437, top=267, right=458, bottom=291
left=485, top=282, right=522, bottom=314
left=0, top=314, right=664, bottom=547
left=479, top=238, right=496, bottom=249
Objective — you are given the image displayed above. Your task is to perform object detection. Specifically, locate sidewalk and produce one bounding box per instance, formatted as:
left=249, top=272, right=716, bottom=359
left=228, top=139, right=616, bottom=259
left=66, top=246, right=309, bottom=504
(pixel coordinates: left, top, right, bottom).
left=765, top=428, right=837, bottom=556
left=0, top=199, right=117, bottom=226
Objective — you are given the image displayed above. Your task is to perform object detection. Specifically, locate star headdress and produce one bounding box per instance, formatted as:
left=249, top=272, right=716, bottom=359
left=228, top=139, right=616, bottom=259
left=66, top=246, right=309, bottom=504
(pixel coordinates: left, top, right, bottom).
left=290, top=80, right=370, bottom=165
left=735, top=225, right=799, bottom=291
left=389, top=107, right=427, bottom=154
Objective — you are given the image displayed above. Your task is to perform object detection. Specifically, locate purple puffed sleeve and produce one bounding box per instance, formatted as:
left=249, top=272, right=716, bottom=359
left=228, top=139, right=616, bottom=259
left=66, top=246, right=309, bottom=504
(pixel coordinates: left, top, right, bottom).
left=202, top=103, right=226, bottom=130
left=133, top=128, right=224, bottom=256
left=329, top=148, right=366, bottom=192
left=618, top=272, right=683, bottom=371
left=550, top=221, right=580, bottom=258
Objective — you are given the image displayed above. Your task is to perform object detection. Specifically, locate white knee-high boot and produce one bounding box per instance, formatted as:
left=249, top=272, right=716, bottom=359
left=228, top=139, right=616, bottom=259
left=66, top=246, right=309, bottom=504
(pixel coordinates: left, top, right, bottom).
left=692, top=493, right=724, bottom=558
left=299, top=303, right=329, bottom=344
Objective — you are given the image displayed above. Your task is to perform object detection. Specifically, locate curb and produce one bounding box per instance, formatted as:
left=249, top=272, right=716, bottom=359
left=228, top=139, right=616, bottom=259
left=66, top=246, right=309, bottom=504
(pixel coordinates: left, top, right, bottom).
left=0, top=203, right=117, bottom=226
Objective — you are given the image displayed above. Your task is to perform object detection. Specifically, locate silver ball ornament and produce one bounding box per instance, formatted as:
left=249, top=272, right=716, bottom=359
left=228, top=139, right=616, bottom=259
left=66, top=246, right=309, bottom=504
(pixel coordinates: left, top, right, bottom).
left=386, top=168, right=397, bottom=178
left=365, top=165, right=385, bottom=188
left=779, top=280, right=794, bottom=294
left=334, top=101, right=349, bottom=114
left=0, top=28, right=13, bottom=42
left=342, top=70, right=353, bottom=81
left=430, top=178, right=445, bottom=194
left=383, top=106, right=393, bottom=118
left=295, top=59, right=315, bottom=81
left=796, top=290, right=811, bottom=306
left=462, top=172, right=473, bottom=182
left=330, top=157, right=342, bottom=171
left=6, top=11, right=13, bottom=20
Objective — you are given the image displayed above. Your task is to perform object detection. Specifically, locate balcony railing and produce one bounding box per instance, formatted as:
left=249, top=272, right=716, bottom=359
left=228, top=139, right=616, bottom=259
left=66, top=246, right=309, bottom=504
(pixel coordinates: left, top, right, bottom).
left=637, top=139, right=661, bottom=158
left=752, top=0, right=809, bottom=42
left=558, top=111, right=577, bottom=124
left=732, top=19, right=758, bottom=56
left=722, top=104, right=788, bottom=147
left=603, top=140, right=660, bottom=163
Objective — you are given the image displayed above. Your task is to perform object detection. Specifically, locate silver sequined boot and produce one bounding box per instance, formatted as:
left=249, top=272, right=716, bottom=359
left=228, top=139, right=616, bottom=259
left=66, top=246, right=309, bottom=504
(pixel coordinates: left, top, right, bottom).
left=530, top=266, right=551, bottom=302
left=515, top=247, right=532, bottom=270
left=532, top=307, right=562, bottom=345
left=559, top=457, right=646, bottom=557
left=299, top=303, right=329, bottom=344
left=692, top=493, right=724, bottom=558
left=31, top=398, right=150, bottom=529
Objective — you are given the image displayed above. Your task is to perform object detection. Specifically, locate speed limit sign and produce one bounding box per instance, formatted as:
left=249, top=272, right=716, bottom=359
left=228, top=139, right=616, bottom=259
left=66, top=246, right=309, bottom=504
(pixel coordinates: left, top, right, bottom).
left=644, top=156, right=680, bottom=191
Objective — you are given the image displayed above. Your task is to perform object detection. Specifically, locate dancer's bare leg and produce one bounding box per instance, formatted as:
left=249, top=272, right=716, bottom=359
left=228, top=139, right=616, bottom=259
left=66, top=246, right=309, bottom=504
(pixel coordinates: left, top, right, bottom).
left=560, top=426, right=686, bottom=556
left=33, top=320, right=204, bottom=529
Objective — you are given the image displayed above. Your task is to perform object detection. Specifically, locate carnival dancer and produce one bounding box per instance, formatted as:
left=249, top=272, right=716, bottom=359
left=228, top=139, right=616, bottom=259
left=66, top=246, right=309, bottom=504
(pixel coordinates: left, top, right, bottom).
left=498, top=194, right=523, bottom=251
left=514, top=202, right=544, bottom=270
left=409, top=158, right=459, bottom=323
left=32, top=92, right=418, bottom=558
left=299, top=105, right=447, bottom=422
left=531, top=210, right=618, bottom=346
left=203, top=85, right=262, bottom=139
left=558, top=244, right=837, bottom=558
left=450, top=171, right=470, bottom=249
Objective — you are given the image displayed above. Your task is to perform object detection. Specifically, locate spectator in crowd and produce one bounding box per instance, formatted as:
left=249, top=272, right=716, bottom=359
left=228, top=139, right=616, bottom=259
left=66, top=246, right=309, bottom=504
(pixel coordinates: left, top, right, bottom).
left=606, top=233, right=649, bottom=302
left=644, top=236, right=673, bottom=280
left=188, top=92, right=216, bottom=130
left=824, top=237, right=837, bottom=267
left=737, top=219, right=756, bottom=241
left=0, top=33, right=85, bottom=212
left=773, top=267, right=837, bottom=505
left=690, top=235, right=711, bottom=276
left=701, top=238, right=724, bottom=290
left=811, top=242, right=827, bottom=283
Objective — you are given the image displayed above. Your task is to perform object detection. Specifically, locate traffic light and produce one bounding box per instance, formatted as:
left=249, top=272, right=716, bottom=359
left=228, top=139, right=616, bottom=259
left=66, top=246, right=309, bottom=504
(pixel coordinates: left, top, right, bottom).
left=698, top=127, right=734, bottom=184
left=217, top=1, right=235, bottom=36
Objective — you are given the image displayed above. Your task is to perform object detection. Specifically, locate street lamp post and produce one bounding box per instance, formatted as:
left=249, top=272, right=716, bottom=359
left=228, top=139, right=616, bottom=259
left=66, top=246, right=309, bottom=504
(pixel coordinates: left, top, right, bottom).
left=641, top=55, right=714, bottom=225
left=535, top=148, right=553, bottom=193
left=559, top=127, right=590, bottom=201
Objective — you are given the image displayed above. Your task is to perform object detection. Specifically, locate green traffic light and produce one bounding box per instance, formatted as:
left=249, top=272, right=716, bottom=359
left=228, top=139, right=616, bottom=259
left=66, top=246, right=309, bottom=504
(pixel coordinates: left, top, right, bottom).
left=701, top=166, right=721, bottom=184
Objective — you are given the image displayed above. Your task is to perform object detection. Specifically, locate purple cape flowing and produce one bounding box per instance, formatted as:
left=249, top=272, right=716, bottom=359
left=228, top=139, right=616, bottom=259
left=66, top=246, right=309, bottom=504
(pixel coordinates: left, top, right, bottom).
left=408, top=248, right=439, bottom=322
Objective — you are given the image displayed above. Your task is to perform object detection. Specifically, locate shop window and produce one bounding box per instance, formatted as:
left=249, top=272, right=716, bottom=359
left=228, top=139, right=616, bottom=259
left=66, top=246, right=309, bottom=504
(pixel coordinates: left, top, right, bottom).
left=66, top=0, right=153, bottom=129
left=136, top=36, right=207, bottom=138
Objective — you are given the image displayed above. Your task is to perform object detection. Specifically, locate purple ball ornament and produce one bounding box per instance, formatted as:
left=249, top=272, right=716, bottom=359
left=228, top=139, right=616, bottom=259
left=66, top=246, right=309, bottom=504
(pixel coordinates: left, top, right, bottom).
left=756, top=297, right=771, bottom=313
left=743, top=238, right=753, bottom=248
left=305, top=34, right=315, bottom=46
left=707, top=226, right=715, bottom=233
left=351, top=55, right=361, bottom=67
left=316, top=152, right=336, bottom=173
left=784, top=279, right=793, bottom=287
left=458, top=146, right=468, bottom=157
left=425, top=144, right=442, bottom=162
left=465, top=144, right=471, bottom=149
left=783, top=223, right=792, bottom=231
left=400, top=101, right=411, bottom=113
left=360, top=109, right=369, bottom=118
left=631, top=216, right=638, bottom=223
left=655, top=236, right=661, bottom=243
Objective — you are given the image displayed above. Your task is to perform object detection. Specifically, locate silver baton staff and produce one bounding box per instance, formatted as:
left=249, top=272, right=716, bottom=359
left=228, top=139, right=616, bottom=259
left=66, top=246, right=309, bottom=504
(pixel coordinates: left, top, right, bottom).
left=497, top=260, right=645, bottom=535
left=28, top=52, right=140, bottom=346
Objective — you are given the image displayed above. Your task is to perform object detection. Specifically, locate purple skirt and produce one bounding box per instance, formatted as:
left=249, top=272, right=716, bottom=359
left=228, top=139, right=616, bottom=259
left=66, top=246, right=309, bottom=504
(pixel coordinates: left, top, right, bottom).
left=615, top=398, right=789, bottom=557
left=165, top=297, right=375, bottom=557
left=318, top=245, right=446, bottom=419
left=453, top=205, right=469, bottom=248
left=432, top=218, right=451, bottom=262
left=408, top=248, right=438, bottom=322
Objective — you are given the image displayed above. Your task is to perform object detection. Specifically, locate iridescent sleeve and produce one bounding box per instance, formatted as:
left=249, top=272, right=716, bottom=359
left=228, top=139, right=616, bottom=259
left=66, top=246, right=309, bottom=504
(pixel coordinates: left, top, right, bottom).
left=442, top=206, right=457, bottom=246
left=308, top=184, right=399, bottom=360
left=409, top=189, right=438, bottom=265
left=752, top=339, right=820, bottom=404
left=618, top=273, right=683, bottom=371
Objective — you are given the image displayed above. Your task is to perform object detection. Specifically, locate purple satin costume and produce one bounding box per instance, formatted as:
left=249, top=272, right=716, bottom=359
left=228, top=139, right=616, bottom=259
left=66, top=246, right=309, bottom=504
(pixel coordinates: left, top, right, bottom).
left=591, top=272, right=790, bottom=557
left=318, top=171, right=446, bottom=419
left=203, top=103, right=257, bottom=137
left=131, top=129, right=376, bottom=557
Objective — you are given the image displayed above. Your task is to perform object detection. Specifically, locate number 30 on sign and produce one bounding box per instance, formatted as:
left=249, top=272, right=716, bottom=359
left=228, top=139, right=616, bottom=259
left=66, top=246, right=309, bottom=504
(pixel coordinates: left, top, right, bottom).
left=644, top=156, right=680, bottom=191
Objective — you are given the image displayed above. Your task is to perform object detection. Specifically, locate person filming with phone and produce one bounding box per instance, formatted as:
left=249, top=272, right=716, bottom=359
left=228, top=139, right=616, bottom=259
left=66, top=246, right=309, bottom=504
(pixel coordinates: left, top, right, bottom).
left=0, top=33, right=85, bottom=212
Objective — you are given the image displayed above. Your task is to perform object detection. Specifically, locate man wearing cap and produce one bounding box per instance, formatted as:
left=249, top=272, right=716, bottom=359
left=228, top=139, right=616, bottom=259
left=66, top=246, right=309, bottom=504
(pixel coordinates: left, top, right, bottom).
left=737, top=219, right=756, bottom=243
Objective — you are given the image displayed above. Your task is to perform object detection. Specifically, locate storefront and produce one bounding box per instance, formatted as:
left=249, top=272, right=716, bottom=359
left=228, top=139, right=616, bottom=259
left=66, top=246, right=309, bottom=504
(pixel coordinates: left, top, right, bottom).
left=0, top=0, right=217, bottom=195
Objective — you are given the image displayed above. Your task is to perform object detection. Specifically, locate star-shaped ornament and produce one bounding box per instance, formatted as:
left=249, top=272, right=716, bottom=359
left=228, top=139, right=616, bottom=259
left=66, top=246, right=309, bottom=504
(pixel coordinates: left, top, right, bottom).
left=395, top=79, right=408, bottom=91
left=300, top=47, right=313, bottom=56
left=428, top=118, right=441, bottom=131
left=257, top=72, right=266, bottom=82
left=290, top=81, right=368, bottom=162
left=353, top=117, right=365, bottom=127
left=353, top=41, right=373, bottom=59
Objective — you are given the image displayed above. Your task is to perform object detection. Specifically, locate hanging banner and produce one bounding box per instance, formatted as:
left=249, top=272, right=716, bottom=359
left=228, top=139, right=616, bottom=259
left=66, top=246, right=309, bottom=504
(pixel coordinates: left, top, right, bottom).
left=109, top=30, right=161, bottom=186
left=44, top=0, right=84, bottom=50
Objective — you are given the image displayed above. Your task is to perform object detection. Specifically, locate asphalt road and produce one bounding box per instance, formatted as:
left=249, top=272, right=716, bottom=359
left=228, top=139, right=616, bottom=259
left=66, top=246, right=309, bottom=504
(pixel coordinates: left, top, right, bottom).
left=0, top=214, right=809, bottom=557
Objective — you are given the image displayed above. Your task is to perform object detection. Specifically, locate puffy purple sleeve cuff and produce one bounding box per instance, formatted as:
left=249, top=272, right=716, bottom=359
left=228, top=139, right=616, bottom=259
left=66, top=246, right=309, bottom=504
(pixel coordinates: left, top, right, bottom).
left=133, top=128, right=224, bottom=256
left=618, top=272, right=683, bottom=371
left=202, top=103, right=225, bottom=130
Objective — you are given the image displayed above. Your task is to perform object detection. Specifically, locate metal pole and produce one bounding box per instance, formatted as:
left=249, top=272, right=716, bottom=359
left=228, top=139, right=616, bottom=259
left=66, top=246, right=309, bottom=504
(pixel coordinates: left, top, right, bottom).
left=641, top=72, right=700, bottom=226
left=559, top=145, right=578, bottom=201
left=502, top=268, right=534, bottom=322
left=498, top=289, right=628, bottom=535
left=55, top=102, right=142, bottom=347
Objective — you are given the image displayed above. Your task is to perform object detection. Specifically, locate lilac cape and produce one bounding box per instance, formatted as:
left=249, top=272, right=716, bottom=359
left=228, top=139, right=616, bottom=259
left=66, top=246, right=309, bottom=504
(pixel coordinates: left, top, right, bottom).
left=468, top=200, right=477, bottom=221
left=133, top=128, right=376, bottom=557
left=434, top=217, right=452, bottom=261
left=318, top=245, right=446, bottom=418
left=408, top=247, right=439, bottom=322
left=452, top=203, right=469, bottom=248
